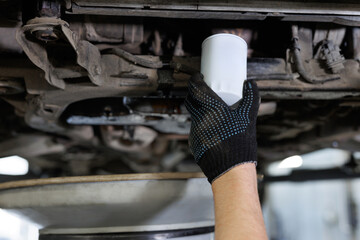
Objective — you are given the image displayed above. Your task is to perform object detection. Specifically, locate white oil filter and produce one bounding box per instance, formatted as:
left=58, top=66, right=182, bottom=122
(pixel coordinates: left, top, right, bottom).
left=201, top=33, right=247, bottom=106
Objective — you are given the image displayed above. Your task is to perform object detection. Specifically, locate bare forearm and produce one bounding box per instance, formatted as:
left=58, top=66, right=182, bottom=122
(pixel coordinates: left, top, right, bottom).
left=212, top=164, right=268, bottom=240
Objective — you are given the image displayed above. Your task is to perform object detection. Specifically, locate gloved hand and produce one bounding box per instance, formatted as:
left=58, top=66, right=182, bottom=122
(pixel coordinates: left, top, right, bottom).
left=185, top=73, right=260, bottom=183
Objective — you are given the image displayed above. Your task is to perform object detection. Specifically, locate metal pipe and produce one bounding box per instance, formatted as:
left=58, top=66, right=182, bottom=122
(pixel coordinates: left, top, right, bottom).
left=110, top=48, right=163, bottom=69
left=247, top=74, right=294, bottom=81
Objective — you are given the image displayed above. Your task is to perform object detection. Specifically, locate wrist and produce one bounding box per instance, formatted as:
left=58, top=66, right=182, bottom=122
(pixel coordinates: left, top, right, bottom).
left=211, top=163, right=257, bottom=187
left=197, top=133, right=257, bottom=183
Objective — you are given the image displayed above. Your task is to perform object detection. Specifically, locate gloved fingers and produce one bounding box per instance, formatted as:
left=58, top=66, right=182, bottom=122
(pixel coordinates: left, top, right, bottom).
left=184, top=95, right=201, bottom=124
left=237, top=80, right=260, bottom=121
left=185, top=73, right=204, bottom=114
left=187, top=73, right=229, bottom=108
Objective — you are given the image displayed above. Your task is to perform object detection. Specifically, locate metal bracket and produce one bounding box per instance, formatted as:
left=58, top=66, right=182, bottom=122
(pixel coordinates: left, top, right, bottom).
left=320, top=40, right=345, bottom=74
left=16, top=17, right=104, bottom=89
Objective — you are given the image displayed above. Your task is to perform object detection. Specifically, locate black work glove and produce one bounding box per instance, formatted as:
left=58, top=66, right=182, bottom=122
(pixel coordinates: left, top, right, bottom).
left=185, top=73, right=260, bottom=183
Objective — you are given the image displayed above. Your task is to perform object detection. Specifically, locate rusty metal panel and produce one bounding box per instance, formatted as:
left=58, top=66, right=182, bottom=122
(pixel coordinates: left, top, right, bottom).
left=71, top=0, right=360, bottom=16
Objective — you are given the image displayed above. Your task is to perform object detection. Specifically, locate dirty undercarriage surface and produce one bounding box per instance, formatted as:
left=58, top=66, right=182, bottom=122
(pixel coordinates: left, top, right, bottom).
left=1, top=0, right=360, bottom=179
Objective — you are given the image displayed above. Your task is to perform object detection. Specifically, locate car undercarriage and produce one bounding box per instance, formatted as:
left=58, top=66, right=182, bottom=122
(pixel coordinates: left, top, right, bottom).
left=1, top=0, right=360, bottom=180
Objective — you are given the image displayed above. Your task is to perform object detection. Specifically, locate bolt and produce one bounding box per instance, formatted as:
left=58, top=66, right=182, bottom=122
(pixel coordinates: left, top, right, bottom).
left=104, top=106, right=113, bottom=117
left=34, top=29, right=59, bottom=42
left=93, top=65, right=102, bottom=75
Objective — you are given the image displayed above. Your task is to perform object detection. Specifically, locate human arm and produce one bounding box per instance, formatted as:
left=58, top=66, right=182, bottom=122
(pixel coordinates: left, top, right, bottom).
left=212, top=164, right=267, bottom=240
left=185, top=73, right=268, bottom=239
